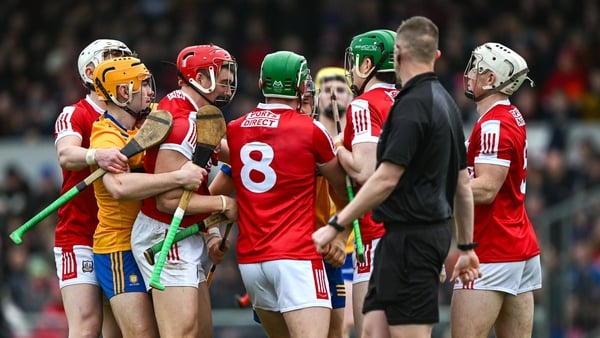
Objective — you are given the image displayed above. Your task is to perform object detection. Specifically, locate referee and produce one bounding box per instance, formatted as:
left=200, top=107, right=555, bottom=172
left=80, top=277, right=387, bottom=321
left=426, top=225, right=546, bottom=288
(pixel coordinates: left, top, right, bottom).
left=312, top=15, right=481, bottom=338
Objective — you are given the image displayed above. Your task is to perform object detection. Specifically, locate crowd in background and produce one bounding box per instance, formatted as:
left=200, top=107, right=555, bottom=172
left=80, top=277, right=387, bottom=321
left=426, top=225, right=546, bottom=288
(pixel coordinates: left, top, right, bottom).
left=1, top=0, right=600, bottom=337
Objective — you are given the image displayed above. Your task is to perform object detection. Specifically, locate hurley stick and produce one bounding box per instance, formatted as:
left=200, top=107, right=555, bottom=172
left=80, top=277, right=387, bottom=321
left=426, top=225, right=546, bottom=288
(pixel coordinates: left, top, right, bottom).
left=9, top=110, right=173, bottom=245
left=149, top=105, right=226, bottom=290
left=143, top=212, right=227, bottom=265
left=206, top=222, right=234, bottom=286
left=330, top=92, right=366, bottom=263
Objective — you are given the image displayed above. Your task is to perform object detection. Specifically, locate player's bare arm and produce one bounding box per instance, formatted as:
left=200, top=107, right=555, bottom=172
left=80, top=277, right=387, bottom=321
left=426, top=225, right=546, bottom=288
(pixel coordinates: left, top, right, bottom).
left=102, top=160, right=206, bottom=200
left=154, top=148, right=237, bottom=221
left=470, top=163, right=509, bottom=204
left=209, top=170, right=235, bottom=196
left=335, top=140, right=378, bottom=185
left=57, top=135, right=128, bottom=172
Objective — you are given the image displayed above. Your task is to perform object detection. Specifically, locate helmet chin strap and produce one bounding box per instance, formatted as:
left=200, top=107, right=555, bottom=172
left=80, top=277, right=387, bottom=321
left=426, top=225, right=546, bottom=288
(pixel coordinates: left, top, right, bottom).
left=352, top=51, right=389, bottom=96
left=163, top=61, right=223, bottom=107
left=465, top=88, right=497, bottom=102
left=123, top=106, right=151, bottom=121
left=466, top=68, right=532, bottom=102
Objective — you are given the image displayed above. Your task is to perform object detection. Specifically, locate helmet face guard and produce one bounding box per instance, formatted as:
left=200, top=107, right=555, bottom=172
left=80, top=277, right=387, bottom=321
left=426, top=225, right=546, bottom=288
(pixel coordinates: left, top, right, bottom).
left=93, top=57, right=154, bottom=116
left=301, top=74, right=317, bottom=117
left=260, top=51, right=310, bottom=100
left=463, top=42, right=533, bottom=101
left=78, top=39, right=133, bottom=90
left=176, top=44, right=237, bottom=107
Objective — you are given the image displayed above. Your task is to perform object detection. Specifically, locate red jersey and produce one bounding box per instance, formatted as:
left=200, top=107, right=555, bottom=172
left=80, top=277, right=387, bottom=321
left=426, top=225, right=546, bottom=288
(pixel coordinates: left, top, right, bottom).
left=343, top=83, right=398, bottom=241
left=466, top=100, right=540, bottom=262
left=53, top=96, right=103, bottom=247
left=227, top=103, right=336, bottom=263
left=140, top=90, right=211, bottom=226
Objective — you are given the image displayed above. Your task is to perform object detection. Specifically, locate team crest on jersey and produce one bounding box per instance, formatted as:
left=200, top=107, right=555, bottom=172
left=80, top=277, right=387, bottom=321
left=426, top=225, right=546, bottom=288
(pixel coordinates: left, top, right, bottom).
left=129, top=273, right=140, bottom=285
left=82, top=260, right=94, bottom=273
left=241, top=110, right=280, bottom=128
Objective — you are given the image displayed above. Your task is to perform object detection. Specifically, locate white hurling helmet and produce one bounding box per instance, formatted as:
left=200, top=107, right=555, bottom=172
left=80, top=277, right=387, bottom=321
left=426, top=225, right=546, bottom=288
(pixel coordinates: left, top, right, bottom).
left=464, top=42, right=534, bottom=98
left=77, top=39, right=133, bottom=90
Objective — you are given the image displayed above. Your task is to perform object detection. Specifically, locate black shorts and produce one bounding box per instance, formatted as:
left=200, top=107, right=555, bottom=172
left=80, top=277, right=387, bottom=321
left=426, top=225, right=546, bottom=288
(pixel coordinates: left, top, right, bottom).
left=362, top=223, right=451, bottom=325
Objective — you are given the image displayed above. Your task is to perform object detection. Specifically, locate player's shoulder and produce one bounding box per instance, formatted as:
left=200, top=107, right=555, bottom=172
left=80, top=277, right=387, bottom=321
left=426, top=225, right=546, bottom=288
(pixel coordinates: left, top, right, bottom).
left=58, top=97, right=102, bottom=122
left=484, top=103, right=525, bottom=126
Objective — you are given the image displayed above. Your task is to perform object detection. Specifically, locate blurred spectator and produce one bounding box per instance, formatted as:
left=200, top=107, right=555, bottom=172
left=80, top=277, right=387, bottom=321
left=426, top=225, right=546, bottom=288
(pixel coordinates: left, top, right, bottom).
left=581, top=68, right=600, bottom=121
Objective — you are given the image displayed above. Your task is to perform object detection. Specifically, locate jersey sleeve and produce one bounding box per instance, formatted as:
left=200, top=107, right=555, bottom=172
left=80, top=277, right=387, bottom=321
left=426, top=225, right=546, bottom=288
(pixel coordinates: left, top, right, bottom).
left=347, top=98, right=383, bottom=145
left=312, top=120, right=336, bottom=166
left=474, top=118, right=512, bottom=167
left=55, top=105, right=85, bottom=143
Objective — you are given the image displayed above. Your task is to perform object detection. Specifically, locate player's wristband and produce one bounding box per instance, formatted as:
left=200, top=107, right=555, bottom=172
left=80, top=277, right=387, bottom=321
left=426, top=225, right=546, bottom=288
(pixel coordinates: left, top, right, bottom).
left=327, top=215, right=345, bottom=232
left=219, top=195, right=228, bottom=213
left=206, top=226, right=222, bottom=244
left=220, top=163, right=232, bottom=177
left=85, top=148, right=97, bottom=165
left=457, top=242, right=479, bottom=251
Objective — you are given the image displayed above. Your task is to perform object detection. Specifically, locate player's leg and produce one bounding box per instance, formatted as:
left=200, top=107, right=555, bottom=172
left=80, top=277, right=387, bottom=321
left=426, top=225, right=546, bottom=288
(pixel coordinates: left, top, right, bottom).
left=153, top=286, right=199, bottom=337
left=197, top=281, right=214, bottom=338
left=110, top=292, right=158, bottom=338
left=388, top=323, right=433, bottom=338
left=131, top=213, right=202, bottom=337
left=102, top=298, right=123, bottom=338
left=325, top=261, right=346, bottom=338
left=450, top=289, right=503, bottom=338
left=96, top=251, right=158, bottom=338
left=275, top=259, right=331, bottom=338
left=284, top=307, right=331, bottom=338
left=494, top=255, right=541, bottom=338
left=61, top=284, right=103, bottom=338
left=341, top=253, right=354, bottom=338
left=362, top=310, right=389, bottom=338
left=352, top=281, right=368, bottom=337
left=493, top=291, right=534, bottom=338
left=352, top=238, right=380, bottom=338
left=254, top=308, right=290, bottom=338
left=240, top=262, right=290, bottom=337
left=54, top=245, right=104, bottom=338
left=197, top=238, right=214, bottom=338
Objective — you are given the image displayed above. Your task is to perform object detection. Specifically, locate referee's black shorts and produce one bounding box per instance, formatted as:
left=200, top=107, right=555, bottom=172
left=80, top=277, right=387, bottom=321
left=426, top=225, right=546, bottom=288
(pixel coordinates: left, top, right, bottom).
left=362, top=222, right=451, bottom=325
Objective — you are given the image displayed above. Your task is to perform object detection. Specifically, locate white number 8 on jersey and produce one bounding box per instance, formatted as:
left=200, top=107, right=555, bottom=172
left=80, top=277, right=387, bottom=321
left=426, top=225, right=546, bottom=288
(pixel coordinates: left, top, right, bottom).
left=240, top=142, right=276, bottom=193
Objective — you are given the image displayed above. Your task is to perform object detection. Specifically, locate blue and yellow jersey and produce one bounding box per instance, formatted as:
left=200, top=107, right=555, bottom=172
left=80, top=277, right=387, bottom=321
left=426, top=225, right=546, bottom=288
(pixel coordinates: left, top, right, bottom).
left=91, top=113, right=144, bottom=254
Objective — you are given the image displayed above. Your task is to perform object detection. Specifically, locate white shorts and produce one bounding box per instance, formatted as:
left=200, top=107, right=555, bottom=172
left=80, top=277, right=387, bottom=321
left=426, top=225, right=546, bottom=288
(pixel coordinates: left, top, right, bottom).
left=353, top=237, right=381, bottom=284
left=53, top=245, right=99, bottom=288
left=454, top=255, right=542, bottom=295
left=131, top=212, right=207, bottom=290
left=239, top=259, right=332, bottom=313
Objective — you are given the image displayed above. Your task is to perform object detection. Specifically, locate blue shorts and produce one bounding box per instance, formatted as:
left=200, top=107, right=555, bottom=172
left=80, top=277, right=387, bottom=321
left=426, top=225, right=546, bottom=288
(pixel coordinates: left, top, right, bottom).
left=94, top=250, right=147, bottom=299
left=341, top=253, right=353, bottom=281
left=324, top=260, right=346, bottom=309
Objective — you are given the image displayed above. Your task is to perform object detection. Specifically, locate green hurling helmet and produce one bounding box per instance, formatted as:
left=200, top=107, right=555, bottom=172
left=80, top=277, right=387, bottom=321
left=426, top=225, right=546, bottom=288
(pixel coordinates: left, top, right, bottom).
left=260, top=51, right=310, bottom=99
left=345, top=29, right=396, bottom=76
